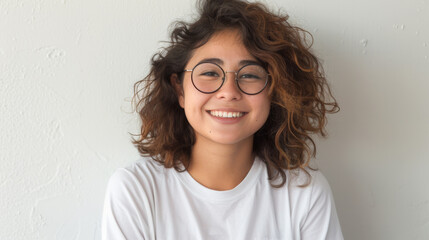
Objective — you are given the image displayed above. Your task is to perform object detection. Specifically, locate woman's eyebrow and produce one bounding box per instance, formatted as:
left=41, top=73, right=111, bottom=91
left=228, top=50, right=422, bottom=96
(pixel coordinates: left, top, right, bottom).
left=239, top=59, right=261, bottom=66
left=199, top=58, right=224, bottom=65
left=198, top=58, right=261, bottom=66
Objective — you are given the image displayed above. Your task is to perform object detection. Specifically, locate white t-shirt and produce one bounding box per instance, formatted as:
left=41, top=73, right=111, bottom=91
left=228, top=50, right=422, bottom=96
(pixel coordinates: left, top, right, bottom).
left=102, top=156, right=343, bottom=240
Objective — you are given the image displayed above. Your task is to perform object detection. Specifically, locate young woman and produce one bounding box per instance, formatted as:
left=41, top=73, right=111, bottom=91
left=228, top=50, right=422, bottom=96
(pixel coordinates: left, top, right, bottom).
left=102, top=0, right=343, bottom=239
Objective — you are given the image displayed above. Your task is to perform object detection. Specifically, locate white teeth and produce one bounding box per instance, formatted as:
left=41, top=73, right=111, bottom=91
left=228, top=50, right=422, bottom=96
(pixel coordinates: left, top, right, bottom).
left=209, top=111, right=244, bottom=118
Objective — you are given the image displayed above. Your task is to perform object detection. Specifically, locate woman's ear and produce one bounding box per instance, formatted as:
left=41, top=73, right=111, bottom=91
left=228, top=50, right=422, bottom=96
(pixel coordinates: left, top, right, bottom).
left=170, top=73, right=184, bottom=108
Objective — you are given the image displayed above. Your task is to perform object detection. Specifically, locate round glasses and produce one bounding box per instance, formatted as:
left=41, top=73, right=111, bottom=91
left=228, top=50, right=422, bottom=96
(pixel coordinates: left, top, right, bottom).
left=183, top=62, right=269, bottom=95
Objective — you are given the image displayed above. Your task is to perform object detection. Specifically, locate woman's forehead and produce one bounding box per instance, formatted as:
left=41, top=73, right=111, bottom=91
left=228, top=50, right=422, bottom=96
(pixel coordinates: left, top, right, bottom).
left=187, top=29, right=257, bottom=67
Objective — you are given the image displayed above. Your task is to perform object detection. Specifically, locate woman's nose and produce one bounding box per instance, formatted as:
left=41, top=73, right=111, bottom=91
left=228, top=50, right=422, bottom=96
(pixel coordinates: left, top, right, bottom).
left=215, top=72, right=242, bottom=101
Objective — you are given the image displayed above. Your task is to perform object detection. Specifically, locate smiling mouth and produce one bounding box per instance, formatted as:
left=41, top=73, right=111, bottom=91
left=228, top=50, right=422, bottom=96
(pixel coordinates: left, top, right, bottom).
left=207, top=110, right=247, bottom=118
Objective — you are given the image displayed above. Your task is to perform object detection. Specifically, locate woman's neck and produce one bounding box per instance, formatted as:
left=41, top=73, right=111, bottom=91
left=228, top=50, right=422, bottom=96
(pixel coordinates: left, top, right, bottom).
left=187, top=136, right=254, bottom=191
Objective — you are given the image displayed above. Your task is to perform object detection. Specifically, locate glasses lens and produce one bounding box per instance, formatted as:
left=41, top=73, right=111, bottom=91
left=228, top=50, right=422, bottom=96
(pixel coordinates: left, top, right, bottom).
left=192, top=63, right=224, bottom=93
left=237, top=65, right=268, bottom=94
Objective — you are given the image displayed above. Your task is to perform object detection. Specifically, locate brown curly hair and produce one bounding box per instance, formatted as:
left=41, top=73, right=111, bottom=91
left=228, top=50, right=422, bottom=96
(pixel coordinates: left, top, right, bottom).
left=131, top=0, right=339, bottom=188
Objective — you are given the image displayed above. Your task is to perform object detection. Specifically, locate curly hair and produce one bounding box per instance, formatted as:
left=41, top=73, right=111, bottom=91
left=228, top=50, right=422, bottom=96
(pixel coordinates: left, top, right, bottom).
left=131, top=0, right=339, bottom=188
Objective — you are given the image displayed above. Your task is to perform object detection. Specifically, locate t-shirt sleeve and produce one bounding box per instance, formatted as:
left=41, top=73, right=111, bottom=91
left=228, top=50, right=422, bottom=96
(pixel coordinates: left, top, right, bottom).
left=300, top=171, right=344, bottom=240
left=101, top=168, right=154, bottom=240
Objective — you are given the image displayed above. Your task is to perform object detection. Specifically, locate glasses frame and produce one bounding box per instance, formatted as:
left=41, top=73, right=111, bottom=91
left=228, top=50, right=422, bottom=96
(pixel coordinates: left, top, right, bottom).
left=183, top=61, right=270, bottom=95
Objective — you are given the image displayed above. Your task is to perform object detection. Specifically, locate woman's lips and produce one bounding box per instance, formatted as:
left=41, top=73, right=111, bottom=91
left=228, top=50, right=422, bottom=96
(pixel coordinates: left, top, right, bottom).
left=207, top=110, right=248, bottom=118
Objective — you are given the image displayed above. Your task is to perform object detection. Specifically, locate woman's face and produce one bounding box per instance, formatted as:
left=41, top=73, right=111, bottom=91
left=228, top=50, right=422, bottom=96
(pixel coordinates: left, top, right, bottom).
left=174, top=29, right=271, bottom=146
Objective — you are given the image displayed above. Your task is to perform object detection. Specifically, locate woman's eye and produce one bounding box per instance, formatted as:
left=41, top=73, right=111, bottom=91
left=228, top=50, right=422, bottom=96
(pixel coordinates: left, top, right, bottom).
left=201, top=71, right=219, bottom=77
left=240, top=74, right=261, bottom=79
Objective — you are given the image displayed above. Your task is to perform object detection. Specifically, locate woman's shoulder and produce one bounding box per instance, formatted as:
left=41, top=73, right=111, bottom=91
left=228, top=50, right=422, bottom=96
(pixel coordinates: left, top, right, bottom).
left=284, top=167, right=337, bottom=213
left=125, top=156, right=167, bottom=176
left=286, top=168, right=343, bottom=239
left=105, top=156, right=168, bottom=194
left=286, top=168, right=331, bottom=189
left=281, top=167, right=335, bottom=206
left=102, top=157, right=161, bottom=239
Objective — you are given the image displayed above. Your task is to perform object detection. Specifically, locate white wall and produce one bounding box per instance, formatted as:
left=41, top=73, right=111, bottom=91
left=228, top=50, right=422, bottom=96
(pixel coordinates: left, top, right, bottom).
left=0, top=0, right=428, bottom=239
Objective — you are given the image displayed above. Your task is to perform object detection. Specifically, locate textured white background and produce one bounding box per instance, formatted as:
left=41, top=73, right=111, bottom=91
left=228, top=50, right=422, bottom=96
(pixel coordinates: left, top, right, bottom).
left=1, top=0, right=428, bottom=239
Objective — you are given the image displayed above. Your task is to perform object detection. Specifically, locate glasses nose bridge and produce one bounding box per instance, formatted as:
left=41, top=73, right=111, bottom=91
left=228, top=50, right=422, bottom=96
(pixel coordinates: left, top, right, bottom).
left=223, top=70, right=238, bottom=82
